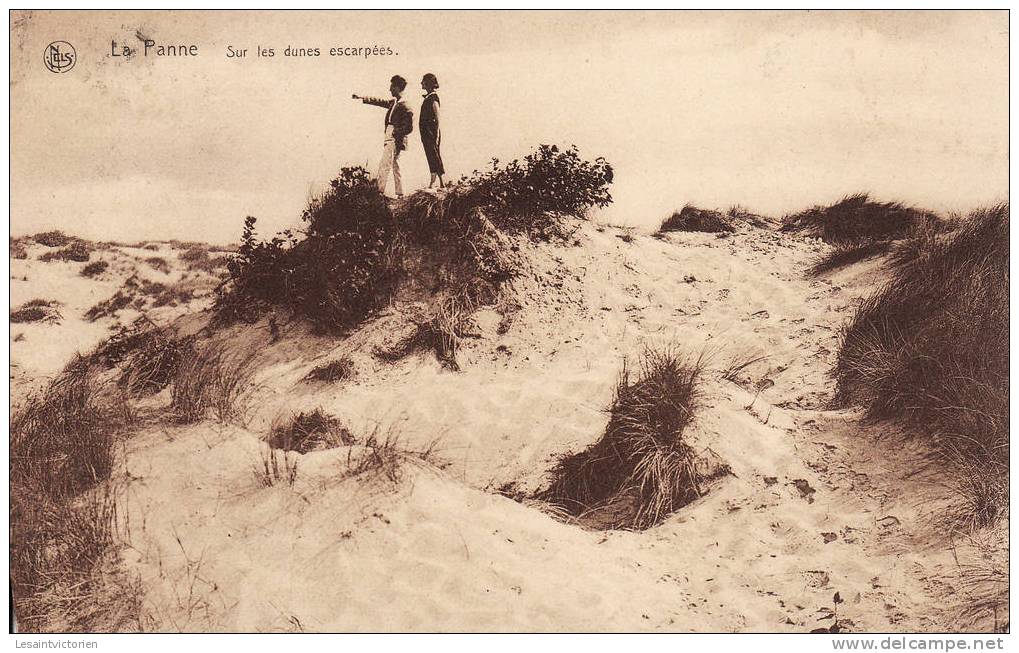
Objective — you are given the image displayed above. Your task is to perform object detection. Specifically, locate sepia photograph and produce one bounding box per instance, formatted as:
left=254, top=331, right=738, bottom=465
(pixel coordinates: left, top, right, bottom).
left=7, top=8, right=1010, bottom=639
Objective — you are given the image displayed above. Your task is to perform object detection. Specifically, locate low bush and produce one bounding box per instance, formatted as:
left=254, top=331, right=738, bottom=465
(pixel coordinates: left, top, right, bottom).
left=32, top=230, right=77, bottom=248
left=144, top=257, right=172, bottom=274
left=80, top=260, right=109, bottom=277
left=11, top=238, right=28, bottom=259
left=658, top=205, right=735, bottom=234
left=833, top=204, right=1008, bottom=529
left=11, top=299, right=59, bottom=324
left=39, top=241, right=91, bottom=263
left=216, top=144, right=612, bottom=334
left=539, top=347, right=721, bottom=530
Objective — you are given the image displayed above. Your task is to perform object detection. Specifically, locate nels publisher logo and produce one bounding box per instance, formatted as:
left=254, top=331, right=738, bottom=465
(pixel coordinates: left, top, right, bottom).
left=43, top=41, right=76, bottom=73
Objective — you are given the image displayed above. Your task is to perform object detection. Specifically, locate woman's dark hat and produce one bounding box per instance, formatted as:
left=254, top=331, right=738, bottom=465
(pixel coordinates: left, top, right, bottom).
left=422, top=73, right=439, bottom=89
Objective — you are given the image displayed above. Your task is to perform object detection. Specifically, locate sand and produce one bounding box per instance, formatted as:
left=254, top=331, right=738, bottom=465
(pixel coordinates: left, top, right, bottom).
left=10, top=221, right=1006, bottom=632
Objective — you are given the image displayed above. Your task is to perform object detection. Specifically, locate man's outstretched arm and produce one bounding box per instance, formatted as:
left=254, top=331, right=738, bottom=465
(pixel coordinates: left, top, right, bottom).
left=352, top=94, right=390, bottom=108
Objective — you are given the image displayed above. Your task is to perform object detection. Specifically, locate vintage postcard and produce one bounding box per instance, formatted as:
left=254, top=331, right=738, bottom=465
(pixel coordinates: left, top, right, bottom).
left=8, top=9, right=1009, bottom=637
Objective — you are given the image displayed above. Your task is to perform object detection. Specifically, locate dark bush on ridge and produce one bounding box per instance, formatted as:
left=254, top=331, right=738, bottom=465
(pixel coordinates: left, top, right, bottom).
left=783, top=193, right=940, bottom=245
left=39, top=241, right=91, bottom=263
left=833, top=204, right=1008, bottom=528
left=32, top=230, right=77, bottom=248
left=659, top=205, right=735, bottom=234
left=80, top=260, right=109, bottom=277
left=218, top=145, right=612, bottom=332
left=453, top=144, right=613, bottom=238
left=539, top=348, right=720, bottom=530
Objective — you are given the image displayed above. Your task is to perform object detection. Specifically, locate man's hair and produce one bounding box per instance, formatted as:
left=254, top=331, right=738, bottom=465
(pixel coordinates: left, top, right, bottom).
left=390, top=75, right=407, bottom=92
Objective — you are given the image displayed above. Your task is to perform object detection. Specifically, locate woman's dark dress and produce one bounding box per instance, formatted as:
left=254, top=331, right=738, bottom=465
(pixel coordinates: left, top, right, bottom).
left=420, top=92, right=444, bottom=175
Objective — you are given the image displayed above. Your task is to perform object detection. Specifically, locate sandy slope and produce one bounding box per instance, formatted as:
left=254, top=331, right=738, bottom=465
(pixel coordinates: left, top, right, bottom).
left=11, top=222, right=1006, bottom=632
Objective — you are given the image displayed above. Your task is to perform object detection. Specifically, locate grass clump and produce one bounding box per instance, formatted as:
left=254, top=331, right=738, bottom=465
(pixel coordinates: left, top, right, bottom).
left=344, top=426, right=441, bottom=483
left=267, top=408, right=355, bottom=453
left=782, top=193, right=939, bottom=244
left=80, top=260, right=109, bottom=277
left=833, top=204, right=1008, bottom=529
left=659, top=205, right=735, bottom=234
left=144, top=256, right=172, bottom=274
left=539, top=347, right=721, bottom=530
left=255, top=447, right=299, bottom=488
left=11, top=298, right=60, bottom=323
left=170, top=341, right=255, bottom=424
left=11, top=361, right=142, bottom=631
left=39, top=241, right=91, bottom=263
left=304, top=357, right=354, bottom=383
left=808, top=240, right=892, bottom=276
left=178, top=246, right=228, bottom=273
left=117, top=328, right=197, bottom=397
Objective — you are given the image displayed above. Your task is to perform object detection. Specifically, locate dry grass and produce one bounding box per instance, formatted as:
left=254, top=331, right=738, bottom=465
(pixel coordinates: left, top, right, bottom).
left=303, top=357, right=354, bottom=383
left=11, top=363, right=142, bottom=631
left=808, top=240, right=892, bottom=276
left=833, top=204, right=1008, bottom=529
left=374, top=290, right=477, bottom=371
left=267, top=408, right=355, bottom=453
left=170, top=341, right=256, bottom=424
left=344, top=426, right=442, bottom=483
left=658, top=205, right=734, bottom=234
left=539, top=347, right=719, bottom=530
left=255, top=447, right=299, bottom=488
left=11, top=298, right=60, bottom=323
left=782, top=193, right=940, bottom=245
left=118, top=328, right=197, bottom=397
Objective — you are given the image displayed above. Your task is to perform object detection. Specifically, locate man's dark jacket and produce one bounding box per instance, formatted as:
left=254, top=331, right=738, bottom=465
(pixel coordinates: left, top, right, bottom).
left=361, top=96, right=414, bottom=152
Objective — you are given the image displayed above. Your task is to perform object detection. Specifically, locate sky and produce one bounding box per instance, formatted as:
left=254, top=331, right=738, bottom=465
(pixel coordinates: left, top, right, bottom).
left=10, top=10, right=1009, bottom=244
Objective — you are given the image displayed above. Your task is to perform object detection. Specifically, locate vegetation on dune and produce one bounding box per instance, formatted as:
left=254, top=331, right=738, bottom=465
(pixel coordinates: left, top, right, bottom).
left=11, top=298, right=60, bottom=323
left=170, top=340, right=255, bottom=424
left=31, top=230, right=78, bottom=248
left=540, top=347, right=723, bottom=530
left=38, top=240, right=91, bottom=263
left=807, top=240, right=892, bottom=276
left=80, top=260, right=110, bottom=278
left=782, top=193, right=940, bottom=245
left=659, top=205, right=736, bottom=234
left=216, top=144, right=613, bottom=339
left=11, top=238, right=28, bottom=259
left=267, top=408, right=355, bottom=453
left=10, top=361, right=141, bottom=631
left=833, top=204, right=1008, bottom=530
left=304, top=357, right=355, bottom=383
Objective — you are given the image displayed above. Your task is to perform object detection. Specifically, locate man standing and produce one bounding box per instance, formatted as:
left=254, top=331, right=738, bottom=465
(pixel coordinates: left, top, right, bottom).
left=353, top=75, right=414, bottom=198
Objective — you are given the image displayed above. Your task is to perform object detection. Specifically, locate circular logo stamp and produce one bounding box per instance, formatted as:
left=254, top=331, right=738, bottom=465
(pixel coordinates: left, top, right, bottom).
left=43, top=41, right=76, bottom=73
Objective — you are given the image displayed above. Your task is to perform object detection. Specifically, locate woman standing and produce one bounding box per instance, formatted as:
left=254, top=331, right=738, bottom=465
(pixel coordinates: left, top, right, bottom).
left=419, top=73, right=445, bottom=189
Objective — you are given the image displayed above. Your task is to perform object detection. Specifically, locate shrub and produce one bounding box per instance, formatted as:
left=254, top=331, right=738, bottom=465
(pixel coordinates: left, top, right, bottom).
left=170, top=342, right=255, bottom=424
left=11, top=238, right=28, bottom=259
left=304, top=357, right=354, bottom=383
left=782, top=193, right=940, bottom=245
left=539, top=348, right=722, bottom=530
left=833, top=204, right=1008, bottom=528
left=178, top=246, right=227, bottom=273
left=39, top=241, right=91, bottom=263
left=451, top=144, right=613, bottom=238
left=267, top=408, right=355, bottom=453
left=85, top=291, right=134, bottom=321
left=32, top=230, right=76, bottom=248
left=80, top=260, right=109, bottom=277
left=217, top=145, right=611, bottom=332
left=144, top=256, right=172, bottom=274
left=659, top=205, right=734, bottom=234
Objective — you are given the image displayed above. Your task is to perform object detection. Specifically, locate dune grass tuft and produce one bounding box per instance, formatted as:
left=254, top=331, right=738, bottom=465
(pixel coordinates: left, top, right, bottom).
left=658, top=205, right=734, bottom=234
left=170, top=341, right=255, bottom=424
left=11, top=362, right=142, bottom=631
left=833, top=204, right=1008, bottom=529
left=539, top=347, right=718, bottom=530
left=304, top=357, right=354, bottom=383
left=808, top=240, right=892, bottom=276
left=267, top=408, right=355, bottom=453
left=783, top=193, right=940, bottom=245
left=80, top=260, right=110, bottom=278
